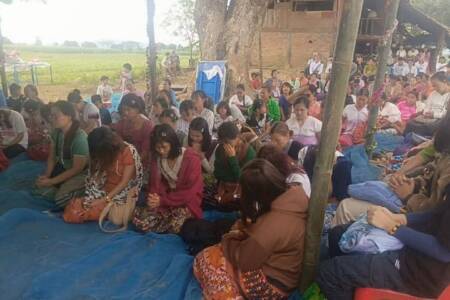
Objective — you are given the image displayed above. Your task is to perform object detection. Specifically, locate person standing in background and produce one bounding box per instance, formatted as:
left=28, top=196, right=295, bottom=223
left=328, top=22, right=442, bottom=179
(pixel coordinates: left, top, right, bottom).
left=96, top=76, right=113, bottom=102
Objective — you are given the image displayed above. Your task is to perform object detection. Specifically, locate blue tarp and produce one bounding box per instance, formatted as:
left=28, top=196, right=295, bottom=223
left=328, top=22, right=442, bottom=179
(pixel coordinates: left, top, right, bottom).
left=0, top=159, right=204, bottom=299
left=0, top=159, right=303, bottom=299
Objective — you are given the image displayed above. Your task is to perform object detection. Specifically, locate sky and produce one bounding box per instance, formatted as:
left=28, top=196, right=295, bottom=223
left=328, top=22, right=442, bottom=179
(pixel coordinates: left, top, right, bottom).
left=0, top=0, right=184, bottom=45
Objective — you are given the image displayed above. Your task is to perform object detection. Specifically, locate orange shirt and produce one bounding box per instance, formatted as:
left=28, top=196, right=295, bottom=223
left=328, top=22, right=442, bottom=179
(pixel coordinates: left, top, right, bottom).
left=104, top=146, right=135, bottom=193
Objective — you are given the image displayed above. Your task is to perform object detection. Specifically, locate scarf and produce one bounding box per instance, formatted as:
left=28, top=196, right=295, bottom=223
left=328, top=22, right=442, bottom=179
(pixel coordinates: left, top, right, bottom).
left=158, top=147, right=186, bottom=190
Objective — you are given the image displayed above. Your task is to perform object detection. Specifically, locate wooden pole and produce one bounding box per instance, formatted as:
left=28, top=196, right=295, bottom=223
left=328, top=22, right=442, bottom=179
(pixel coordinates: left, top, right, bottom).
left=0, top=17, right=8, bottom=97
left=146, top=0, right=158, bottom=106
left=365, top=0, right=400, bottom=158
left=299, top=0, right=363, bottom=291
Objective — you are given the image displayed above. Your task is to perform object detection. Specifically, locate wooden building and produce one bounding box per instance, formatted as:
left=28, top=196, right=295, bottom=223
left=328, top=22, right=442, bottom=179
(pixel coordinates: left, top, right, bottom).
left=250, top=0, right=449, bottom=73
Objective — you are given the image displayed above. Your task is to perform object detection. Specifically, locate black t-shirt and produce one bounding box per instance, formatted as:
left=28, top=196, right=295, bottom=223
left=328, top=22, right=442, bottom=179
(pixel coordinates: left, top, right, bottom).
left=399, top=201, right=450, bottom=298
left=6, top=95, right=26, bottom=112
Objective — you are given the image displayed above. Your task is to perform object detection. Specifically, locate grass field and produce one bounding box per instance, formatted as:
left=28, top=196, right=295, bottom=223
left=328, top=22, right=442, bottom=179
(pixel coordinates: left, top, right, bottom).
left=4, top=45, right=197, bottom=100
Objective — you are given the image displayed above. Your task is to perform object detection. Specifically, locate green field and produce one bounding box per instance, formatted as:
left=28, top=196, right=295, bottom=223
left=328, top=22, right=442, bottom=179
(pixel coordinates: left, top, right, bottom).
left=4, top=45, right=196, bottom=87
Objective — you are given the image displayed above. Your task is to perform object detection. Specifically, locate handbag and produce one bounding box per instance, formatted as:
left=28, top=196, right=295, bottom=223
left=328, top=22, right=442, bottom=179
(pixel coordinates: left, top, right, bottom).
left=215, top=181, right=240, bottom=204
left=98, top=186, right=138, bottom=232
left=63, top=197, right=106, bottom=224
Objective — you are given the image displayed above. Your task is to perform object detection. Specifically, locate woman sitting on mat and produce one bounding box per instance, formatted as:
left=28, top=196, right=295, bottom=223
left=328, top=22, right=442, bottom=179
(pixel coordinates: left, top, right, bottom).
left=133, top=124, right=203, bottom=234
left=194, top=159, right=309, bottom=299
left=63, top=127, right=143, bottom=224
left=34, top=101, right=89, bottom=208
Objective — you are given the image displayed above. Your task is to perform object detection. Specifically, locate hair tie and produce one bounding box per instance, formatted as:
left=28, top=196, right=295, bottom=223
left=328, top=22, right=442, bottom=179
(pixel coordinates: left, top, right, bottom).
left=200, top=128, right=204, bottom=133
left=161, top=131, right=167, bottom=137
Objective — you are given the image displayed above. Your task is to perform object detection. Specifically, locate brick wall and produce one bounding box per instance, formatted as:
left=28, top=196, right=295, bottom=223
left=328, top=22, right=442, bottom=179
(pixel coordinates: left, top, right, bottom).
left=249, top=2, right=339, bottom=78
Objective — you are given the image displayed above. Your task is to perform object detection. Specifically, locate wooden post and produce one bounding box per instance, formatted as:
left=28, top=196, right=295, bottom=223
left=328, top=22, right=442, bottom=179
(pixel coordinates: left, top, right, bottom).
left=0, top=17, right=8, bottom=97
left=365, top=0, right=400, bottom=158
left=299, top=0, right=363, bottom=291
left=146, top=0, right=158, bottom=106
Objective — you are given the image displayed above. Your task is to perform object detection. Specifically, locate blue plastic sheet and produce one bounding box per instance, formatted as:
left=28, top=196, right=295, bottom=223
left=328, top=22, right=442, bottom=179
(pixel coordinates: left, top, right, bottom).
left=0, top=209, right=203, bottom=300
left=0, top=159, right=305, bottom=300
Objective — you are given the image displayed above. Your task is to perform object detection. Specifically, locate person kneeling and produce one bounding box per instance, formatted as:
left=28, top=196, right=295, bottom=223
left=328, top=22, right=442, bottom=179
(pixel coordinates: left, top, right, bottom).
left=133, top=124, right=203, bottom=234
left=194, top=159, right=309, bottom=299
left=63, top=127, right=143, bottom=228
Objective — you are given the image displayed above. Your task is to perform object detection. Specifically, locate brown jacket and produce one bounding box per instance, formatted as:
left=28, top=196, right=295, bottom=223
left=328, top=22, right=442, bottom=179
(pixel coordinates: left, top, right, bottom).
left=222, top=186, right=309, bottom=292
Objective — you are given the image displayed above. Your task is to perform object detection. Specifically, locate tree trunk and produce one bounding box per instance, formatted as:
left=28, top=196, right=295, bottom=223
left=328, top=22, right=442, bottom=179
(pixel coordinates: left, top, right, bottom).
left=0, top=18, right=8, bottom=97
left=194, top=0, right=227, bottom=60
left=365, top=0, right=400, bottom=158
left=299, top=0, right=363, bottom=291
left=195, top=0, right=267, bottom=95
left=146, top=0, right=158, bottom=105
left=222, top=0, right=267, bottom=95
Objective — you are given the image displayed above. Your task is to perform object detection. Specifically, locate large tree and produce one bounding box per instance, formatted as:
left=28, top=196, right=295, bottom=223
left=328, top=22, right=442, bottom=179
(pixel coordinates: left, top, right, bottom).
left=194, top=0, right=268, bottom=92
left=162, top=0, right=198, bottom=66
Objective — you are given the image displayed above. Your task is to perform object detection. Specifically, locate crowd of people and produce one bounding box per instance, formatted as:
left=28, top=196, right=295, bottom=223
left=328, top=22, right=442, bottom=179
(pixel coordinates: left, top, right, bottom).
left=0, top=47, right=449, bottom=299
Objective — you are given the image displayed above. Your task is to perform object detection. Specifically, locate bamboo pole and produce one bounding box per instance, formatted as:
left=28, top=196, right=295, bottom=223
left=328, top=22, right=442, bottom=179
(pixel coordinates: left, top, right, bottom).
left=0, top=17, right=8, bottom=97
left=365, top=0, right=400, bottom=158
left=299, top=0, right=363, bottom=291
left=146, top=0, right=158, bottom=106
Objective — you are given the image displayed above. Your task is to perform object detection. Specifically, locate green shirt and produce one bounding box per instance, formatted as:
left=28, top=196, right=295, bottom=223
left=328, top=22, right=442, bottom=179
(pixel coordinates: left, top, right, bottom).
left=51, top=128, right=89, bottom=169
left=266, top=97, right=281, bottom=122
left=249, top=97, right=281, bottom=122
left=214, top=145, right=256, bottom=182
